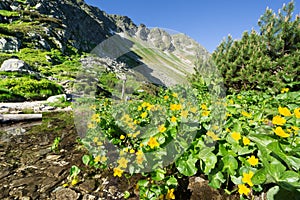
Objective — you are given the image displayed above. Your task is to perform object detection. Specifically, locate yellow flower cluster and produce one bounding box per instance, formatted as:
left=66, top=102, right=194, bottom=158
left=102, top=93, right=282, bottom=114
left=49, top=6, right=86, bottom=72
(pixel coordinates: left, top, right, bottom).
left=270, top=106, right=300, bottom=138
left=241, top=111, right=252, bottom=118
left=281, top=88, right=289, bottom=93
left=206, top=131, right=220, bottom=141
left=201, top=103, right=210, bottom=117
left=238, top=170, right=254, bottom=195
left=170, top=103, right=182, bottom=111
left=136, top=150, right=144, bottom=165
left=148, top=136, right=160, bottom=149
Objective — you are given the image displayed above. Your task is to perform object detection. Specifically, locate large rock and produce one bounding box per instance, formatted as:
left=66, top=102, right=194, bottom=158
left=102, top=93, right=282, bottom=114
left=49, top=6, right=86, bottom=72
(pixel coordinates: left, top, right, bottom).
left=47, top=94, right=67, bottom=103
left=0, top=37, right=21, bottom=53
left=0, top=58, right=31, bottom=73
left=147, top=28, right=174, bottom=51
left=136, top=24, right=150, bottom=41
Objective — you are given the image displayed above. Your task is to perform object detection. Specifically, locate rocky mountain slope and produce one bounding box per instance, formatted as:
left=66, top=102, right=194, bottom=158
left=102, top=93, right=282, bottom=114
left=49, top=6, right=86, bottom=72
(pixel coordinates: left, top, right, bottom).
left=0, top=0, right=208, bottom=101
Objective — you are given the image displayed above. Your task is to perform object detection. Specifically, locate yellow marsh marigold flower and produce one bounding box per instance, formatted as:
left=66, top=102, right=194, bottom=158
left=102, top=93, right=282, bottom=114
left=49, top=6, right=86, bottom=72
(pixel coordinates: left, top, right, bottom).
left=281, top=88, right=289, bottom=93
left=101, top=156, right=107, bottom=162
left=118, top=157, right=128, bottom=168
left=181, top=110, right=189, bottom=118
left=294, top=108, right=300, bottom=118
left=71, top=177, right=79, bottom=186
left=226, top=128, right=231, bottom=132
left=201, top=103, right=208, bottom=110
left=91, top=113, right=100, bottom=122
left=130, top=149, right=135, bottom=154
left=113, top=167, right=123, bottom=177
left=172, top=93, right=178, bottom=98
left=176, top=104, right=182, bottom=110
left=226, top=113, right=232, bottom=117
left=170, top=104, right=182, bottom=111
left=93, top=137, right=99, bottom=143
left=231, top=132, right=241, bottom=142
left=170, top=116, right=177, bottom=123
left=120, top=135, right=125, bottom=140
left=237, top=95, right=242, bottom=99
left=243, top=137, right=251, bottom=145
left=141, top=112, right=148, bottom=119
left=137, top=106, right=142, bottom=111
left=229, top=99, right=234, bottom=104
left=148, top=137, right=159, bottom=149
left=141, top=102, right=148, bottom=108
left=136, top=155, right=144, bottom=164
left=88, top=123, right=96, bottom=129
left=206, top=131, right=220, bottom=141
left=136, top=150, right=143, bottom=156
left=242, top=171, right=254, bottom=186
left=94, top=155, right=101, bottom=163
left=241, top=111, right=252, bottom=118
left=273, top=127, right=290, bottom=138
left=202, top=110, right=210, bottom=117
left=97, top=141, right=103, bottom=146
left=272, top=115, right=286, bottom=126
left=158, top=124, right=167, bottom=133
left=278, top=106, right=292, bottom=117
left=238, top=184, right=250, bottom=196
left=147, top=104, right=154, bottom=111
left=164, top=95, right=169, bottom=100
left=291, top=126, right=299, bottom=135
left=190, top=107, right=198, bottom=113
left=133, top=131, right=140, bottom=138
left=159, top=194, right=164, bottom=200
left=166, top=188, right=175, bottom=200
left=247, top=155, right=259, bottom=166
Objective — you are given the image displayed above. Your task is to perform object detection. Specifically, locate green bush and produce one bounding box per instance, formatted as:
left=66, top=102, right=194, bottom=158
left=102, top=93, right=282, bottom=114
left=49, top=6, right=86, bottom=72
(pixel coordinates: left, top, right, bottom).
left=212, top=1, right=300, bottom=93
left=0, top=77, right=63, bottom=101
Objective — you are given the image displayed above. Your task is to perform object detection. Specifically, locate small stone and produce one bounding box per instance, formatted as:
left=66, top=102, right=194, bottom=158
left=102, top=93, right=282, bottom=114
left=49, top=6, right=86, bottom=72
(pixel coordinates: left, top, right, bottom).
left=46, top=155, right=61, bottom=161
left=82, top=194, right=97, bottom=200
left=51, top=187, right=79, bottom=200
left=78, top=179, right=96, bottom=193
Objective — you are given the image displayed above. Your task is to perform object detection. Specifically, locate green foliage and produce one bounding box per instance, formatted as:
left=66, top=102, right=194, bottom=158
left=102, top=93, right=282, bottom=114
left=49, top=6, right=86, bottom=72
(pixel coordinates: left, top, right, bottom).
left=77, top=84, right=299, bottom=199
left=212, top=1, right=300, bottom=93
left=51, top=136, right=61, bottom=152
left=0, top=77, right=63, bottom=101
left=0, top=10, right=20, bottom=17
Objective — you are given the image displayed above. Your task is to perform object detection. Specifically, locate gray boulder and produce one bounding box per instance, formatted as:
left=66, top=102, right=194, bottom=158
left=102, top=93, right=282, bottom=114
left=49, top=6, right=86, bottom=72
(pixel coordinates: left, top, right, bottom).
left=0, top=37, right=21, bottom=53
left=0, top=58, right=31, bottom=73
left=47, top=94, right=67, bottom=103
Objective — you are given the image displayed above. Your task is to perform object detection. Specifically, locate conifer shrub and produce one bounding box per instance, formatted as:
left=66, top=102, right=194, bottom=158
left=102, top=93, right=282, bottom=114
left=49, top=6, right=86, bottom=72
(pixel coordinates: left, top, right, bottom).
left=211, top=1, right=300, bottom=93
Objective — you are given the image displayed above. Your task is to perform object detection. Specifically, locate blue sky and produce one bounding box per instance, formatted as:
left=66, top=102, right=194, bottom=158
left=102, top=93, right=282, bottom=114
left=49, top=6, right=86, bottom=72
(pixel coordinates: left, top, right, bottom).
left=85, top=0, right=299, bottom=52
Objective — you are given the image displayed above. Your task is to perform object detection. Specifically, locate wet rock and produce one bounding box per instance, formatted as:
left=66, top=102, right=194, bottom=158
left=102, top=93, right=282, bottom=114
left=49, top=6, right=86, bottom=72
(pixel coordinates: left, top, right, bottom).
left=82, top=194, right=97, bottom=200
left=51, top=187, right=80, bottom=200
left=78, top=179, right=96, bottom=193
left=46, top=165, right=66, bottom=178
